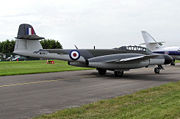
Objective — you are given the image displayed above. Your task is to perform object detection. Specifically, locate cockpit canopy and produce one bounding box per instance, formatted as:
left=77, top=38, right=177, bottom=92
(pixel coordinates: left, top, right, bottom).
left=115, top=45, right=152, bottom=54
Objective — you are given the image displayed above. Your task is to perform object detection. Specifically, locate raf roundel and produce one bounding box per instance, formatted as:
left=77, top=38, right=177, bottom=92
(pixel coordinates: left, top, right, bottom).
left=69, top=50, right=80, bottom=60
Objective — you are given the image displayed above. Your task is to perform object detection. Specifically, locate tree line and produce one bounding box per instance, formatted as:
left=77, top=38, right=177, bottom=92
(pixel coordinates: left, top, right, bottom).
left=0, top=39, right=63, bottom=53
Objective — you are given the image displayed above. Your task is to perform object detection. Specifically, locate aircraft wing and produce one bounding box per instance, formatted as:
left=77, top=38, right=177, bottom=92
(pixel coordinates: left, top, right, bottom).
left=118, top=55, right=145, bottom=62
left=88, top=53, right=159, bottom=63
left=113, top=55, right=158, bottom=63
left=103, top=55, right=158, bottom=63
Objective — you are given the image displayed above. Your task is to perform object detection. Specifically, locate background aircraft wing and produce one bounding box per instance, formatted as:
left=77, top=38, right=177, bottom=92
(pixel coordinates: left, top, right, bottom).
left=140, top=42, right=165, bottom=46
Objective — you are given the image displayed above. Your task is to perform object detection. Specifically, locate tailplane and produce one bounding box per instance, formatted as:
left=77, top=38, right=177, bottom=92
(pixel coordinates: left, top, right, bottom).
left=14, top=24, right=44, bottom=55
left=141, top=31, right=164, bottom=51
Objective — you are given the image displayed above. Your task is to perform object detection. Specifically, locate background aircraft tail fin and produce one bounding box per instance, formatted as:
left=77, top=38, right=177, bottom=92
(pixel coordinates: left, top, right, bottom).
left=14, top=24, right=44, bottom=54
left=141, top=31, right=163, bottom=51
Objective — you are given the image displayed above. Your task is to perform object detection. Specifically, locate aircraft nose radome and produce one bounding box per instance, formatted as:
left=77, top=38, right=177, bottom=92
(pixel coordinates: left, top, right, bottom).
left=164, top=55, right=173, bottom=64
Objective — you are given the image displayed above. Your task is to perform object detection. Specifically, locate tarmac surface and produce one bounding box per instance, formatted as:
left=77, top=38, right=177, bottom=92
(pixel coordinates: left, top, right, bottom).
left=0, top=65, right=180, bottom=119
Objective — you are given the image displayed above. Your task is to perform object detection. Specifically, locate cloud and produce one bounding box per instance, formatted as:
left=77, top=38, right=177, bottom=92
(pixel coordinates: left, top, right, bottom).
left=0, top=0, right=180, bottom=48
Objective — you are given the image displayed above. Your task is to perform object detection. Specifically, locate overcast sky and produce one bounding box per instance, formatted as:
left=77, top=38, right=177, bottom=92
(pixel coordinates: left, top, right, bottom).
left=0, top=0, right=180, bottom=48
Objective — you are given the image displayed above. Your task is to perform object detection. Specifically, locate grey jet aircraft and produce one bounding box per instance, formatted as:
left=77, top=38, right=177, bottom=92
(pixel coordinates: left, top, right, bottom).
left=13, top=24, right=173, bottom=77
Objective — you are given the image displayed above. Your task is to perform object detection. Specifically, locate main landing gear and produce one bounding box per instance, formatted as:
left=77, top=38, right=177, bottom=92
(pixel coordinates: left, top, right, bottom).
left=114, top=71, right=124, bottom=77
left=97, top=68, right=107, bottom=75
left=154, top=65, right=164, bottom=74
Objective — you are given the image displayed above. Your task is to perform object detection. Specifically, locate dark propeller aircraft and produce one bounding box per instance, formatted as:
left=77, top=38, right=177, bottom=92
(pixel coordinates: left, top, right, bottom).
left=14, top=24, right=173, bottom=77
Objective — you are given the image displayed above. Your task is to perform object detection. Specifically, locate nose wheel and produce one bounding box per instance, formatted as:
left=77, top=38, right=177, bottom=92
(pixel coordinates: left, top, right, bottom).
left=171, top=59, right=175, bottom=66
left=154, top=65, right=164, bottom=74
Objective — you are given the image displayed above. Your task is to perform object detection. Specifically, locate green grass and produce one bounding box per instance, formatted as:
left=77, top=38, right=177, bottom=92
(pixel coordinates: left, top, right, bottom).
left=34, top=81, right=180, bottom=119
left=175, top=60, right=180, bottom=63
left=0, top=60, right=91, bottom=76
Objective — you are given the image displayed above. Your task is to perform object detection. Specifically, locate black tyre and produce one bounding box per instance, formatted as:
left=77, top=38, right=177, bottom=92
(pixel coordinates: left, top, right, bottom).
left=114, top=71, right=124, bottom=77
left=97, top=68, right=107, bottom=75
left=171, top=62, right=175, bottom=66
left=154, top=67, right=160, bottom=74
left=171, top=59, right=175, bottom=66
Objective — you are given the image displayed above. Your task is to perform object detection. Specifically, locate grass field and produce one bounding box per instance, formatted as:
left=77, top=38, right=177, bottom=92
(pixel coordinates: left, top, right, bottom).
left=0, top=60, right=179, bottom=76
left=34, top=81, right=180, bottom=119
left=175, top=60, right=180, bottom=63
left=0, top=60, right=91, bottom=76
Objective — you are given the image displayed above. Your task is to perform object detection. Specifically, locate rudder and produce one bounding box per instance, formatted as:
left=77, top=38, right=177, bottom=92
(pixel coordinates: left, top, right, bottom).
left=14, top=24, right=44, bottom=55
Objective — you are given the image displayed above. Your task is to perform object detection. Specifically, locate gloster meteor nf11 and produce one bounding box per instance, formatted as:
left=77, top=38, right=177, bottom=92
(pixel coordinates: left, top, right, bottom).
left=14, top=24, right=172, bottom=77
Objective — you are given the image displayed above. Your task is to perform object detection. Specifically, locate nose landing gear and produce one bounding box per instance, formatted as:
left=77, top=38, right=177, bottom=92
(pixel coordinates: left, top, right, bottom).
left=171, top=59, right=175, bottom=66
left=154, top=65, right=164, bottom=74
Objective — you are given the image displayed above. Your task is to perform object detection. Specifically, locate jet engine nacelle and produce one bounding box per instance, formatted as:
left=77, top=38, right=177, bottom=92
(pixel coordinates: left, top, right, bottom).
left=149, top=54, right=172, bottom=65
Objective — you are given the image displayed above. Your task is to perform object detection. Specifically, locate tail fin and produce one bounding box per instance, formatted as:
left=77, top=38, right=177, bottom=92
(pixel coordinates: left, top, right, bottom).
left=14, top=24, right=44, bottom=55
left=141, top=31, right=163, bottom=51
left=16, top=24, right=44, bottom=40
